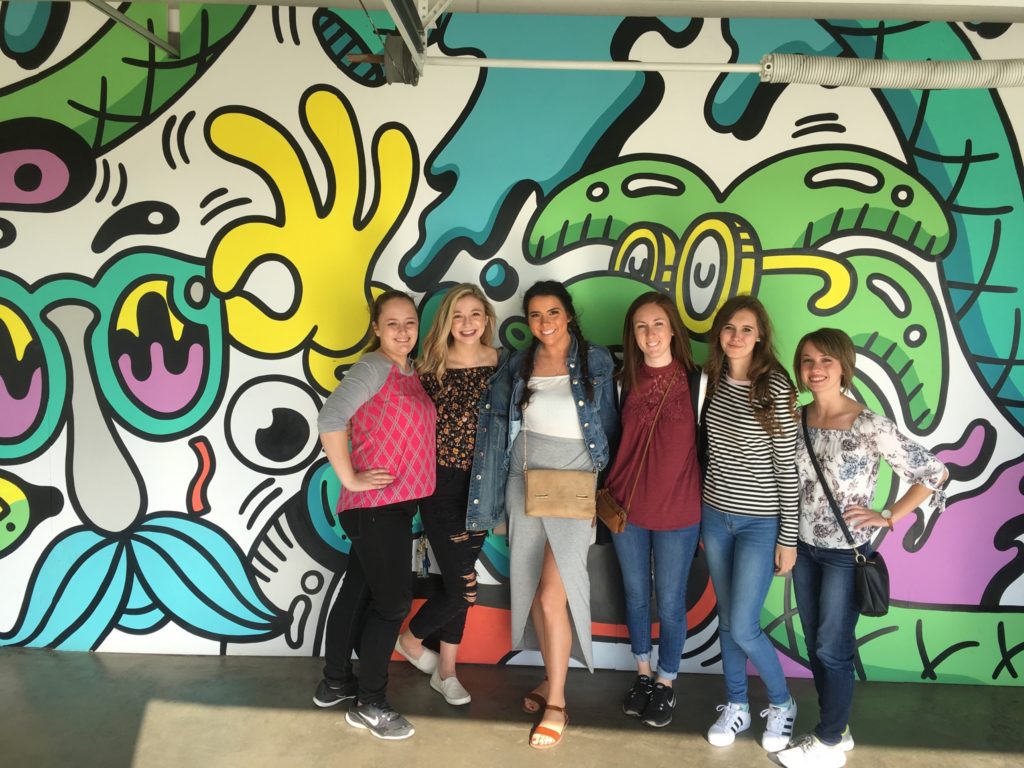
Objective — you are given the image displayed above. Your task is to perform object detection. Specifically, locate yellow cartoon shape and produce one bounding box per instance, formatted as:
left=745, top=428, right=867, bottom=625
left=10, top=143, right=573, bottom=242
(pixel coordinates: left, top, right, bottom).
left=207, top=86, right=417, bottom=390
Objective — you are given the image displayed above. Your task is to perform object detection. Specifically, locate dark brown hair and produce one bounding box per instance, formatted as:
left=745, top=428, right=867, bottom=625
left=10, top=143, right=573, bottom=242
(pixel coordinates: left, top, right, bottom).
left=516, top=281, right=593, bottom=409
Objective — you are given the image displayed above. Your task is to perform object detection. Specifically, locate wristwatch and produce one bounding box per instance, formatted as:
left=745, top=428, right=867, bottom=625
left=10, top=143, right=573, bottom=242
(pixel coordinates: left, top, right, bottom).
left=880, top=508, right=894, bottom=529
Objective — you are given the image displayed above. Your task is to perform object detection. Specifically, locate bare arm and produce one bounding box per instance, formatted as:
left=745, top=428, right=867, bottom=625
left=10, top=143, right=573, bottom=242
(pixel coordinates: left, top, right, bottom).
left=321, top=429, right=394, bottom=493
left=844, top=468, right=949, bottom=530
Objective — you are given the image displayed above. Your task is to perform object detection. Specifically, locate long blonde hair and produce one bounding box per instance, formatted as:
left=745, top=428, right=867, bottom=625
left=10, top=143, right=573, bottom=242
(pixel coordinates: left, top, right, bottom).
left=417, top=284, right=497, bottom=378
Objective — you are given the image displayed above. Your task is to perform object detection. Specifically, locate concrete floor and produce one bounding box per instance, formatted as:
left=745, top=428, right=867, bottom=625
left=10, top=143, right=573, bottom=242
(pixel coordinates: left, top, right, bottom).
left=1, top=649, right=1022, bottom=768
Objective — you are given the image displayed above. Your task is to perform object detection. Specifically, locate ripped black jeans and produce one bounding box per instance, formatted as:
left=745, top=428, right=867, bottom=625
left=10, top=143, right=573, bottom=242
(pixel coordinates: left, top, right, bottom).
left=408, top=465, right=487, bottom=645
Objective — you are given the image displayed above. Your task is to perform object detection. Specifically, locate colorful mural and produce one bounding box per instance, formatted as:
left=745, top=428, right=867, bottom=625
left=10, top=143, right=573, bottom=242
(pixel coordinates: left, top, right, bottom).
left=1, top=4, right=1022, bottom=685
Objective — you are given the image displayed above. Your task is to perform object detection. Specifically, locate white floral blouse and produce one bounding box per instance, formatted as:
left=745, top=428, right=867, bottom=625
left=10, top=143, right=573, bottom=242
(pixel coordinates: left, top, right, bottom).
left=795, top=408, right=947, bottom=549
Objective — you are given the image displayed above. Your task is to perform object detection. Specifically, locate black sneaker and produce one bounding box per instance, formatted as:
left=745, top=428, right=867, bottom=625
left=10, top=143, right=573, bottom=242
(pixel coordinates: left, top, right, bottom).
left=313, top=678, right=357, bottom=708
left=622, top=674, right=654, bottom=717
left=346, top=700, right=415, bottom=740
left=640, top=683, right=676, bottom=728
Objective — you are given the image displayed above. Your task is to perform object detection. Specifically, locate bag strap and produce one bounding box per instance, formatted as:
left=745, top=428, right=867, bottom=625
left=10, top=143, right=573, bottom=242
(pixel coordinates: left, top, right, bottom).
left=800, top=408, right=866, bottom=561
left=624, top=367, right=679, bottom=509
left=695, top=370, right=711, bottom=471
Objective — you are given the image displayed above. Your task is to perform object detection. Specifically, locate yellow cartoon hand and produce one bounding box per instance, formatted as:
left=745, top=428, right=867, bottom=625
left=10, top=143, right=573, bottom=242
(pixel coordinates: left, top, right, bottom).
left=207, top=87, right=416, bottom=383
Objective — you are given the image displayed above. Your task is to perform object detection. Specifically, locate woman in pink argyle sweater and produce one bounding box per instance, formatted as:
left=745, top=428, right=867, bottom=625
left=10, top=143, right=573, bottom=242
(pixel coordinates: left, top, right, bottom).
left=314, top=290, right=437, bottom=741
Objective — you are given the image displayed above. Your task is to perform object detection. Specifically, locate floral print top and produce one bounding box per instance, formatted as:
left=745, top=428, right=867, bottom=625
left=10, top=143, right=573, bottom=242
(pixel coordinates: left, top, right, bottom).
left=795, top=408, right=947, bottom=549
left=420, top=366, right=496, bottom=471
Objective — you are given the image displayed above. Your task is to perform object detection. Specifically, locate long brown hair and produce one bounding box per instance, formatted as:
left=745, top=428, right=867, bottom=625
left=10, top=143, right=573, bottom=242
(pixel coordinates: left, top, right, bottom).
left=516, top=280, right=593, bottom=409
left=417, top=284, right=497, bottom=378
left=704, top=294, right=792, bottom=434
left=620, top=291, right=695, bottom=396
left=364, top=290, right=417, bottom=353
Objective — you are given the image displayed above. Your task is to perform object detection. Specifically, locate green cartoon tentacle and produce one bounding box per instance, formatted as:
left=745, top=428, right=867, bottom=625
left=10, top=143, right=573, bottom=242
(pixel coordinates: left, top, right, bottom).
left=727, top=147, right=953, bottom=258
left=825, top=20, right=1024, bottom=431
left=525, top=158, right=719, bottom=262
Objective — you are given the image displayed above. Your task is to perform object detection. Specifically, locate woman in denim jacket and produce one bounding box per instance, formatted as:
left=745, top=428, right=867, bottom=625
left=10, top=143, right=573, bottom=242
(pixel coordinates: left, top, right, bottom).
left=506, top=280, right=620, bottom=749
left=393, top=285, right=512, bottom=706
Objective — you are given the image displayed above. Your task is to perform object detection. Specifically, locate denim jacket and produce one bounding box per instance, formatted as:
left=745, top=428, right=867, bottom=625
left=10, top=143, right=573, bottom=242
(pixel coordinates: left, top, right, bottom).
left=465, top=348, right=514, bottom=531
left=507, top=337, right=621, bottom=472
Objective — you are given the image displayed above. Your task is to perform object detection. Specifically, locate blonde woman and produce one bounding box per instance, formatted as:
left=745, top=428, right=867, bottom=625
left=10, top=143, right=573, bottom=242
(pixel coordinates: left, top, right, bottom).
left=394, top=284, right=512, bottom=705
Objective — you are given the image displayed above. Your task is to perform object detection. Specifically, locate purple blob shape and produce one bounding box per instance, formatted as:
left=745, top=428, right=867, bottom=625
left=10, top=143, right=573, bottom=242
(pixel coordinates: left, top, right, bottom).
left=883, top=461, right=1023, bottom=605
left=117, top=342, right=204, bottom=413
left=0, top=150, right=69, bottom=205
left=935, top=421, right=986, bottom=467
left=0, top=367, right=42, bottom=438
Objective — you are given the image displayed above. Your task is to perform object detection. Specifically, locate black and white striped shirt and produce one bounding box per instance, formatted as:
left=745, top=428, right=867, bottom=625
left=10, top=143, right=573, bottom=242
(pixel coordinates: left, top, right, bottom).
left=702, top=369, right=799, bottom=547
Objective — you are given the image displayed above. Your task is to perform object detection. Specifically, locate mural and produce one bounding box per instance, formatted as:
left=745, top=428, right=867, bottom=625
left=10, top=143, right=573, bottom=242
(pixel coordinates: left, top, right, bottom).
left=1, top=4, right=1022, bottom=685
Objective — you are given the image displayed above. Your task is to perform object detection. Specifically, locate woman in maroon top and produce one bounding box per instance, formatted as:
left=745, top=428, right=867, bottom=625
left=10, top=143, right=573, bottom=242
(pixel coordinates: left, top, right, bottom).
left=604, top=291, right=703, bottom=729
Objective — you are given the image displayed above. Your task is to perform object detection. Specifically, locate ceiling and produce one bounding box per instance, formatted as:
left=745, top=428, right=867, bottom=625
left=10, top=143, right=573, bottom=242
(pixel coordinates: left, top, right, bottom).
left=314, top=0, right=1024, bottom=23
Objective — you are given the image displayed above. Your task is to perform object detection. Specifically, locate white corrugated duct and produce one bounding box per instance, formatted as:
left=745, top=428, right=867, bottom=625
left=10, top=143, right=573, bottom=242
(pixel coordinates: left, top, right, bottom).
left=421, top=53, right=1024, bottom=89
left=761, top=53, right=1024, bottom=89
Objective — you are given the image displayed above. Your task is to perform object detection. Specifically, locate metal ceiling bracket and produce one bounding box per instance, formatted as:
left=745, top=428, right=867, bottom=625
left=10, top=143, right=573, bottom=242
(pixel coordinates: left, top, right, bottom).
left=381, top=0, right=427, bottom=77
left=84, top=0, right=180, bottom=58
left=421, top=0, right=454, bottom=31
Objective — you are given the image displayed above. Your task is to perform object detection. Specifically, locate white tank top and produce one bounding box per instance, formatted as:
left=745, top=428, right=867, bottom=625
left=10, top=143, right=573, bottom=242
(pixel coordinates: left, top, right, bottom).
left=523, top=375, right=584, bottom=440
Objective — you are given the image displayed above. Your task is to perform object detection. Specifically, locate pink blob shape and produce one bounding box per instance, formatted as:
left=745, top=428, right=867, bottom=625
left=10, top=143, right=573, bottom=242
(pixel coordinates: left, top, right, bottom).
left=117, top=342, right=204, bottom=413
left=0, top=367, right=43, bottom=438
left=884, top=461, right=1023, bottom=605
left=0, top=149, right=70, bottom=205
left=935, top=422, right=986, bottom=466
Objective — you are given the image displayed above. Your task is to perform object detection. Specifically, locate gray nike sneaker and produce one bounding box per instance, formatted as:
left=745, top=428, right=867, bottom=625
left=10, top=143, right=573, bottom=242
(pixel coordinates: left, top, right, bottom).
left=345, top=700, right=415, bottom=740
left=313, top=677, right=357, bottom=708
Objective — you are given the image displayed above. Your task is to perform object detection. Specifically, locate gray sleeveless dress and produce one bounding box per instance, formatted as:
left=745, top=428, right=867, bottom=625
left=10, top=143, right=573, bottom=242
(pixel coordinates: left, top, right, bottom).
left=506, top=429, right=596, bottom=671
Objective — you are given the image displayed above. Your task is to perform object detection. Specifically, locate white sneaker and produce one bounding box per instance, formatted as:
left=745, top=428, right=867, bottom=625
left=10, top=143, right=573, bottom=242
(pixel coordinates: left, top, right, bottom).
left=430, top=670, right=471, bottom=706
left=394, top=637, right=438, bottom=675
left=760, top=699, right=798, bottom=751
left=707, top=702, right=751, bottom=746
left=839, top=726, right=855, bottom=751
left=777, top=734, right=847, bottom=768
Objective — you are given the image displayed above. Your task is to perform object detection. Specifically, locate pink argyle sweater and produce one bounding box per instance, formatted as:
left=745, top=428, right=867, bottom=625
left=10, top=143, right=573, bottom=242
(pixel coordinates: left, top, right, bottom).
left=337, top=364, right=437, bottom=512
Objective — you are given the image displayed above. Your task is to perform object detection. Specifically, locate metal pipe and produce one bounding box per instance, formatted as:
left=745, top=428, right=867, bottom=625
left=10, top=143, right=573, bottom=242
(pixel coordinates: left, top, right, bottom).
left=423, top=55, right=760, bottom=74
left=84, top=0, right=180, bottom=57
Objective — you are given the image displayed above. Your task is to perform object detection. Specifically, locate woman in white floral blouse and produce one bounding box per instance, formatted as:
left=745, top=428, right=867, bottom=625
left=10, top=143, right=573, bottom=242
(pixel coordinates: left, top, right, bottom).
left=777, top=328, right=947, bottom=768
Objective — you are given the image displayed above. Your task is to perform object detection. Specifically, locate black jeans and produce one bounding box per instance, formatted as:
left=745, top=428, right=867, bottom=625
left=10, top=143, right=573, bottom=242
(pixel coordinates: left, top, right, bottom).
left=322, top=501, right=416, bottom=705
left=408, top=466, right=487, bottom=645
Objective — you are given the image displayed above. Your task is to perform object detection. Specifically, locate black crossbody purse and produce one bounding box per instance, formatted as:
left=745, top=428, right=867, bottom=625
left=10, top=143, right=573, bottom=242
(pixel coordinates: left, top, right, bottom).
left=801, top=409, right=890, bottom=617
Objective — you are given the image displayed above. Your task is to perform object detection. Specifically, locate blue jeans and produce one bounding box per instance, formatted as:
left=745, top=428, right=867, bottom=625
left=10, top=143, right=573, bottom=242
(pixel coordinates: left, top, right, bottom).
left=701, top=503, right=790, bottom=706
left=612, top=522, right=700, bottom=680
left=792, top=540, right=861, bottom=746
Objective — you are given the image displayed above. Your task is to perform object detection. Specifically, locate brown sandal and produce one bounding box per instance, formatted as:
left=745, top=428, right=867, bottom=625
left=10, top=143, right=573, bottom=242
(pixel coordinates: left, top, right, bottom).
left=529, top=704, right=568, bottom=750
left=521, top=677, right=549, bottom=714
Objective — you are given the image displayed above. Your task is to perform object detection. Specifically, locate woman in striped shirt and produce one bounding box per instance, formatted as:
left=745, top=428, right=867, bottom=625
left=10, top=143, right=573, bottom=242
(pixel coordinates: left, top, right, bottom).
left=700, top=295, right=799, bottom=753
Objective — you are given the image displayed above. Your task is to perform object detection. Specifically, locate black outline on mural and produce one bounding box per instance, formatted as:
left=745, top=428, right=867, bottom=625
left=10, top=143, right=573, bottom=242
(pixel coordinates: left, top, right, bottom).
left=223, top=374, right=323, bottom=476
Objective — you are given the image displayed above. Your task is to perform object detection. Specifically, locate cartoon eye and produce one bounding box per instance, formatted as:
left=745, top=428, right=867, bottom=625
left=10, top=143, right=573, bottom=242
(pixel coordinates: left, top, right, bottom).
left=225, top=376, right=322, bottom=474
left=0, top=303, right=46, bottom=445
left=676, top=216, right=755, bottom=333
left=891, top=184, right=914, bottom=208
left=587, top=182, right=608, bottom=201
left=612, top=225, right=676, bottom=284
left=110, top=279, right=210, bottom=418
